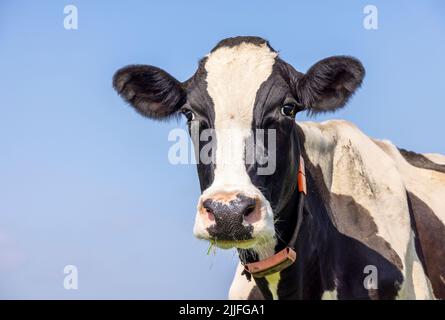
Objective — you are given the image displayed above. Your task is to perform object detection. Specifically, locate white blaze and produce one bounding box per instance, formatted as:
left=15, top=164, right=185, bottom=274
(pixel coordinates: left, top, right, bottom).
left=204, top=42, right=277, bottom=192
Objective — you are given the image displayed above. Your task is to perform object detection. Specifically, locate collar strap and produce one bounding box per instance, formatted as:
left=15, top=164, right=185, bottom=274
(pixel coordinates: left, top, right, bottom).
left=243, top=156, right=307, bottom=278
left=297, top=156, right=307, bottom=195
left=243, top=247, right=297, bottom=278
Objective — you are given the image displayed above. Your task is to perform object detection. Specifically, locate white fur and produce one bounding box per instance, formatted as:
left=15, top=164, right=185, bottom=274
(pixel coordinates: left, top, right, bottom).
left=374, top=140, right=445, bottom=227
left=229, top=263, right=259, bottom=299
left=424, top=153, right=445, bottom=165
left=411, top=260, right=434, bottom=299
left=394, top=231, right=433, bottom=299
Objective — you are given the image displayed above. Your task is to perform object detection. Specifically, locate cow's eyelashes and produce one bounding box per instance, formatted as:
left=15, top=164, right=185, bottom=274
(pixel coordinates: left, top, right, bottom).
left=180, top=109, right=195, bottom=122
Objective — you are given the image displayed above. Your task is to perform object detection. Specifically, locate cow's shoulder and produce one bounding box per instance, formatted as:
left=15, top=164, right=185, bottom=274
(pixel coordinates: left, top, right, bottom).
left=298, top=119, right=411, bottom=259
left=298, top=120, right=434, bottom=299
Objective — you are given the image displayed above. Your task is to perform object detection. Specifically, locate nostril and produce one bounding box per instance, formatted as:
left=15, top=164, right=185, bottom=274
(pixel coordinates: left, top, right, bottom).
left=242, top=205, right=256, bottom=217
left=203, top=202, right=215, bottom=221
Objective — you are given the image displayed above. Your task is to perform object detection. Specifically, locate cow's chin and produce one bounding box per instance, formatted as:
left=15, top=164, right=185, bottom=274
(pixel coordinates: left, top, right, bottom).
left=194, top=226, right=276, bottom=253
left=209, top=238, right=257, bottom=250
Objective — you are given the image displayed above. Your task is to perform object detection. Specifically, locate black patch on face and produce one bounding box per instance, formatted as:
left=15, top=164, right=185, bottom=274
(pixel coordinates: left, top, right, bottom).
left=399, top=148, right=445, bottom=174
left=407, top=192, right=445, bottom=299
left=184, top=57, right=216, bottom=191
left=206, top=195, right=254, bottom=241
left=247, top=59, right=302, bottom=214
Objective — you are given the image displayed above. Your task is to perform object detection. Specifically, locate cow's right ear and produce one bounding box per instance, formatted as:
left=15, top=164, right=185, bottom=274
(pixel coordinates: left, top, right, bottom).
left=112, top=65, right=186, bottom=120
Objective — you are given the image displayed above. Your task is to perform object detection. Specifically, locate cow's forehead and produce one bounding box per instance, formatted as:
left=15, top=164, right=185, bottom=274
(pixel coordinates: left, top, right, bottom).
left=204, top=42, right=278, bottom=71
left=203, top=42, right=278, bottom=127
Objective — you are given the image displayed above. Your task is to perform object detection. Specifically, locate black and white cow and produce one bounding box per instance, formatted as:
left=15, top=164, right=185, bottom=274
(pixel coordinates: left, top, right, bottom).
left=113, top=36, right=445, bottom=300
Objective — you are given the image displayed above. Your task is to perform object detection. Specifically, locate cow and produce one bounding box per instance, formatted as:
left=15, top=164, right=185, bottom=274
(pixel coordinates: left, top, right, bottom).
left=112, top=36, right=445, bottom=300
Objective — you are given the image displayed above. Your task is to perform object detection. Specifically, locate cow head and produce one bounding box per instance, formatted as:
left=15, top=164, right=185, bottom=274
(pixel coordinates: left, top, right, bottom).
left=113, top=36, right=364, bottom=258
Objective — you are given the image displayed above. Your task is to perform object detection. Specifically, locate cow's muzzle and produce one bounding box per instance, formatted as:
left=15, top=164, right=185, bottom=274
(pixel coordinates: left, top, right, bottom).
left=194, top=192, right=263, bottom=247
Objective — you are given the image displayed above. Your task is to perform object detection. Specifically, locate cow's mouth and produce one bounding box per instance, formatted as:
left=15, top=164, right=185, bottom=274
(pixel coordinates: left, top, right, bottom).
left=209, top=238, right=257, bottom=249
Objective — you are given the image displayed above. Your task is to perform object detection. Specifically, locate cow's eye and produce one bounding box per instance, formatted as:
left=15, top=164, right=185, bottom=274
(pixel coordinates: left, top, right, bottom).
left=281, top=103, right=297, bottom=117
left=181, top=109, right=195, bottom=122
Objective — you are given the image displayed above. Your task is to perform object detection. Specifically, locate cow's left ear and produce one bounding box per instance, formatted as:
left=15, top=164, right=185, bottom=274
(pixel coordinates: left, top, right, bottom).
left=296, top=56, right=365, bottom=113
left=113, top=65, right=186, bottom=120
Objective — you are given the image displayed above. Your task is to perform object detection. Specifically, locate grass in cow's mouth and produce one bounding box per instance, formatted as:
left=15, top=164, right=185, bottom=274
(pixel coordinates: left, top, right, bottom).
left=207, top=242, right=215, bottom=255
left=208, top=238, right=256, bottom=250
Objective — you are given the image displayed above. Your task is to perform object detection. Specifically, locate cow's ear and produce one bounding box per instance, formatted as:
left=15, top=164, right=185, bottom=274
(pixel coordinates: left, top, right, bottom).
left=113, top=65, right=186, bottom=120
left=296, top=56, right=365, bottom=113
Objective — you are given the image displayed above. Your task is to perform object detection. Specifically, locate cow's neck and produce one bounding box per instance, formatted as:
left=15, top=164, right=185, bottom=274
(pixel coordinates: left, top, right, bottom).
left=251, top=126, right=336, bottom=300
left=254, top=170, right=334, bottom=299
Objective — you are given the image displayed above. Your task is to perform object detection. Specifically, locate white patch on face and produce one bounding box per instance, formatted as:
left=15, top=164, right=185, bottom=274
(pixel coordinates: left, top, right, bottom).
left=193, top=42, right=278, bottom=256
left=299, top=120, right=411, bottom=272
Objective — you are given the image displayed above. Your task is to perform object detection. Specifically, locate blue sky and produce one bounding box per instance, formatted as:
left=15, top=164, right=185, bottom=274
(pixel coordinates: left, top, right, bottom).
left=0, top=1, right=444, bottom=299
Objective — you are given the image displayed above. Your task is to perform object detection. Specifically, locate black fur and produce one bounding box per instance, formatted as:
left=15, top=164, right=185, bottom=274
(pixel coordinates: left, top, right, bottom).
left=407, top=192, right=445, bottom=299
left=210, top=36, right=276, bottom=53
left=399, top=148, right=445, bottom=174
left=112, top=65, right=186, bottom=120
left=296, top=56, right=365, bottom=114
